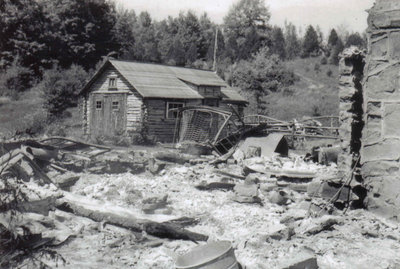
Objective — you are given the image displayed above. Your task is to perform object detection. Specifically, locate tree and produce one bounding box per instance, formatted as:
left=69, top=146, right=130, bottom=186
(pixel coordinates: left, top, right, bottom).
left=284, top=21, right=300, bottom=60
left=270, top=26, right=286, bottom=60
left=130, top=11, right=160, bottom=62
left=302, top=25, right=319, bottom=57
left=41, top=65, right=88, bottom=117
left=0, top=0, right=54, bottom=75
left=223, top=0, right=271, bottom=61
left=0, top=58, right=34, bottom=99
left=230, top=47, right=296, bottom=113
left=114, top=7, right=137, bottom=59
left=328, top=29, right=339, bottom=47
left=329, top=38, right=344, bottom=65
left=345, top=32, right=366, bottom=48
left=44, top=0, right=120, bottom=70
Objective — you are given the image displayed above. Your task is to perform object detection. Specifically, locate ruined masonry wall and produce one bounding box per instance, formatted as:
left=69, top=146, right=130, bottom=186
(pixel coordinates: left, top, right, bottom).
left=338, top=48, right=365, bottom=177
left=361, top=0, right=400, bottom=219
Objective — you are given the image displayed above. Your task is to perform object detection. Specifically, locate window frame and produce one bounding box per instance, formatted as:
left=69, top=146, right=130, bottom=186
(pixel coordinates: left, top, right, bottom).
left=96, top=100, right=102, bottom=110
left=166, top=101, right=184, bottom=119
left=108, top=76, right=117, bottom=90
left=112, top=101, right=119, bottom=111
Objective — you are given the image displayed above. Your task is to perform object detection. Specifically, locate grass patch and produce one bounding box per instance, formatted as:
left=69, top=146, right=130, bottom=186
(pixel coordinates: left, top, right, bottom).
left=264, top=56, right=339, bottom=121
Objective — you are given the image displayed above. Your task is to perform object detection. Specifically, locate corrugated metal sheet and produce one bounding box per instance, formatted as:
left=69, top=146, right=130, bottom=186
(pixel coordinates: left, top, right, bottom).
left=110, top=60, right=228, bottom=99
left=221, top=87, right=247, bottom=103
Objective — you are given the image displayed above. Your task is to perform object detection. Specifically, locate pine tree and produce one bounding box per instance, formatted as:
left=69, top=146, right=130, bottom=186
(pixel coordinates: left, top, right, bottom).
left=284, top=21, right=300, bottom=60
left=328, top=29, right=339, bottom=47
left=270, top=26, right=286, bottom=60
left=302, top=25, right=319, bottom=57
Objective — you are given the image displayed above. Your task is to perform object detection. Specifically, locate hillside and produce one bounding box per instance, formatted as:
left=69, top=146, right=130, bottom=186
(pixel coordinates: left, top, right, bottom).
left=264, top=56, right=339, bottom=121
left=0, top=56, right=339, bottom=139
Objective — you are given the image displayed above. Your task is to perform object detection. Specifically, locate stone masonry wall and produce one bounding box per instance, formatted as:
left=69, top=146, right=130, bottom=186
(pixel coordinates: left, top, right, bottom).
left=338, top=48, right=365, bottom=177
left=361, top=0, right=400, bottom=220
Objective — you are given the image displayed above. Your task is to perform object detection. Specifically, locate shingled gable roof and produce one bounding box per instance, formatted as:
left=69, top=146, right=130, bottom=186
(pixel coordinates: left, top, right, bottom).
left=80, top=60, right=247, bottom=102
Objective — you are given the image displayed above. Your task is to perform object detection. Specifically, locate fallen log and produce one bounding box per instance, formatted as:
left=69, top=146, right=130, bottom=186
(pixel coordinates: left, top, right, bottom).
left=153, top=151, right=193, bottom=165
left=40, top=136, right=111, bottom=150
left=214, top=169, right=245, bottom=180
left=56, top=192, right=208, bottom=242
left=195, top=182, right=235, bottom=191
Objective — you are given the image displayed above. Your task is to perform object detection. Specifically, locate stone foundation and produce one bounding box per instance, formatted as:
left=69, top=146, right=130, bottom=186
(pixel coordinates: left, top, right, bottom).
left=361, top=0, right=400, bottom=220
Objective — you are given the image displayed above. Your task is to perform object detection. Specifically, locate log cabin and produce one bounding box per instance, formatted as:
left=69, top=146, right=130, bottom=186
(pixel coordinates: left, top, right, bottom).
left=79, top=59, right=247, bottom=142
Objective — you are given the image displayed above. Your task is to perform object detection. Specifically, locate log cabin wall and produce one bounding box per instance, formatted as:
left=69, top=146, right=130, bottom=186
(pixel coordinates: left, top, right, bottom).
left=144, top=99, right=201, bottom=142
left=84, top=66, right=143, bottom=138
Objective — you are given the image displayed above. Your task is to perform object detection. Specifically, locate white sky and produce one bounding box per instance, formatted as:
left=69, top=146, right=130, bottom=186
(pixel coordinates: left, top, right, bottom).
left=117, top=0, right=375, bottom=36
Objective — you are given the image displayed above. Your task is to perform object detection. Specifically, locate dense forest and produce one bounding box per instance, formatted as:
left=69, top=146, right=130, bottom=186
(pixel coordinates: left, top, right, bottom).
left=0, top=0, right=366, bottom=118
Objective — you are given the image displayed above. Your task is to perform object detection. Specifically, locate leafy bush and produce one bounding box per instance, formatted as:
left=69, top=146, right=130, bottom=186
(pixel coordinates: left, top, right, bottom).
left=0, top=59, right=35, bottom=99
left=314, top=63, right=320, bottom=73
left=326, top=69, right=333, bottom=77
left=230, top=47, right=296, bottom=114
left=320, top=57, right=328, bottom=65
left=41, top=65, right=88, bottom=117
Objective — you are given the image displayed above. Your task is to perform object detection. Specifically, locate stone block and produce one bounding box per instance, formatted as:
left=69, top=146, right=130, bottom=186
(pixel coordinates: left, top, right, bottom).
left=389, top=31, right=400, bottom=60
left=278, top=252, right=318, bottom=269
left=384, top=103, right=400, bottom=136
left=268, top=190, right=290, bottom=205
left=367, top=102, right=382, bottom=117
left=362, top=139, right=400, bottom=162
left=307, top=180, right=352, bottom=201
left=265, top=223, right=295, bottom=241
left=339, top=60, right=353, bottom=75
left=362, top=160, right=400, bottom=178
left=364, top=115, right=382, bottom=143
left=365, top=176, right=400, bottom=206
left=366, top=196, right=400, bottom=220
left=339, top=102, right=353, bottom=113
left=365, top=64, right=400, bottom=100
left=339, top=76, right=354, bottom=86
left=369, top=0, right=400, bottom=29
left=370, top=35, right=388, bottom=59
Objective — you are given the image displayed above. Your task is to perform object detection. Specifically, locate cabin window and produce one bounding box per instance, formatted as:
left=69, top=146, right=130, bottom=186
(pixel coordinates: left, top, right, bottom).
left=112, top=101, right=119, bottom=110
left=108, top=77, right=117, bottom=90
left=203, top=99, right=219, bottom=107
left=96, top=101, right=102, bottom=109
left=166, top=102, right=184, bottom=119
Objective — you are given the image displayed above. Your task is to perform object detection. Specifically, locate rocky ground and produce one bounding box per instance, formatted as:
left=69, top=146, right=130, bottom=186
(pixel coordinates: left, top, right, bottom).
left=2, top=145, right=400, bottom=269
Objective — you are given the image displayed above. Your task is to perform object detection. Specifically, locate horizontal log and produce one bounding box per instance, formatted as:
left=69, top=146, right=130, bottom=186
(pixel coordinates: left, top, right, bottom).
left=56, top=192, right=208, bottom=242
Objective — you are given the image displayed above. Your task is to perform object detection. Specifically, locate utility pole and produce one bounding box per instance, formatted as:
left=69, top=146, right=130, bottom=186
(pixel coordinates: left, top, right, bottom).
left=212, top=28, right=218, bottom=72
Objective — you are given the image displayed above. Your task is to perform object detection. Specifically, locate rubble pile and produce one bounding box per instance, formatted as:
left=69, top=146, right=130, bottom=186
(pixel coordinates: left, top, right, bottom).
left=1, top=137, right=400, bottom=268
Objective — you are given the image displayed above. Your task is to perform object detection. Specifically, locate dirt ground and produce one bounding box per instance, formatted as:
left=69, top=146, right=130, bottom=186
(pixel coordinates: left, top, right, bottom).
left=25, top=151, right=399, bottom=269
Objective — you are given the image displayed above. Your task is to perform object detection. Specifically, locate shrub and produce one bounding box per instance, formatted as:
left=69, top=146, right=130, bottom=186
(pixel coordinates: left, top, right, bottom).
left=326, top=69, right=333, bottom=77
left=320, top=57, right=328, bottom=65
left=41, top=65, right=88, bottom=117
left=314, top=63, right=320, bottom=73
left=0, top=59, right=35, bottom=99
left=230, top=48, right=296, bottom=114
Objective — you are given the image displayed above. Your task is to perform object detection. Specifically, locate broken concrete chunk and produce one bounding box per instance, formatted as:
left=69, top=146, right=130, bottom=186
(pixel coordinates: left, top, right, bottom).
left=54, top=172, right=80, bottom=189
left=244, top=146, right=261, bottom=159
left=142, top=194, right=169, bottom=213
left=268, top=190, right=290, bottom=205
left=147, top=158, right=166, bottom=174
left=307, top=179, right=353, bottom=201
left=232, top=148, right=245, bottom=163
left=278, top=252, right=318, bottom=269
left=304, top=215, right=342, bottom=235
left=265, top=224, right=295, bottom=241
left=233, top=183, right=261, bottom=204
left=280, top=209, right=308, bottom=224
left=245, top=173, right=260, bottom=185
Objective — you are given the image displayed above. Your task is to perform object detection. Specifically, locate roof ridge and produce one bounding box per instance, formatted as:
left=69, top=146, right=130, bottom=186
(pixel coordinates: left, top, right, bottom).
left=109, top=59, right=216, bottom=73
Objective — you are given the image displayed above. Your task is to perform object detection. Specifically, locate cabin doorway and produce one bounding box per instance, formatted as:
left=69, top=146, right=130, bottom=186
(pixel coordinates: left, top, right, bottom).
left=90, top=93, right=127, bottom=138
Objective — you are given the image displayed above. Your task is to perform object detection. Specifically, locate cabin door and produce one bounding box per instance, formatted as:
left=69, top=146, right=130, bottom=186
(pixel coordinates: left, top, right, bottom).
left=90, top=93, right=127, bottom=138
